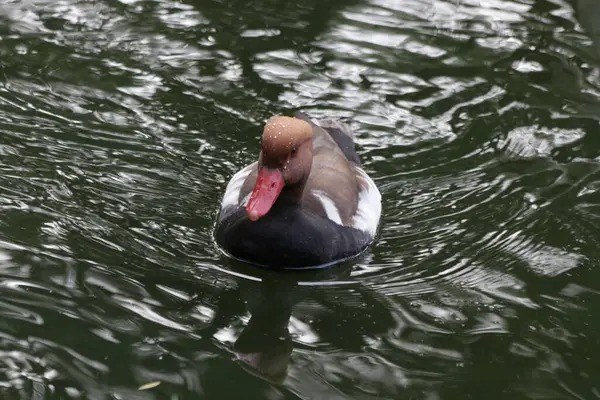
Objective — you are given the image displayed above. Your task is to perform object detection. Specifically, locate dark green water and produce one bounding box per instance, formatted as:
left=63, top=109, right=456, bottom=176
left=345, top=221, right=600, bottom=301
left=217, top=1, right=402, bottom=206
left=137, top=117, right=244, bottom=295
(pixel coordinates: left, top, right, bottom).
left=1, top=0, right=600, bottom=398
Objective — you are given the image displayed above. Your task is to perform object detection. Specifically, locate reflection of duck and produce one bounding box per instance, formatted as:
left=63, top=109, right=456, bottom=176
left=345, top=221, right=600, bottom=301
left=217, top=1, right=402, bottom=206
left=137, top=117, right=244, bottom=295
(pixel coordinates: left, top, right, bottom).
left=231, top=279, right=296, bottom=384
left=215, top=112, right=381, bottom=269
left=207, top=259, right=396, bottom=387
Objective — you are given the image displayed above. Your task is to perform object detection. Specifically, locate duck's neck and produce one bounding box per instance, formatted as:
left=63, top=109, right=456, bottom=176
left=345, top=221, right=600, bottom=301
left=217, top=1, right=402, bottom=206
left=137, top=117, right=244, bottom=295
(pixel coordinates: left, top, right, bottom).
left=278, top=181, right=306, bottom=205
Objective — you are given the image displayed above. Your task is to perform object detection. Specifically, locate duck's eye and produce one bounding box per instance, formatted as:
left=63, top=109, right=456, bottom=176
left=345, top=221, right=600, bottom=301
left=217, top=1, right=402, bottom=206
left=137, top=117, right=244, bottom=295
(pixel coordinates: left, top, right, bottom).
left=291, top=147, right=297, bottom=155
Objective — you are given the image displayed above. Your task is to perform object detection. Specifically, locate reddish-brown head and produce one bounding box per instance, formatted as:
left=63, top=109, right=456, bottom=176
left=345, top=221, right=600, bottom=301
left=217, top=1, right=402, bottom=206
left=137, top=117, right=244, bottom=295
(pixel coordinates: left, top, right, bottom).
left=246, top=116, right=313, bottom=221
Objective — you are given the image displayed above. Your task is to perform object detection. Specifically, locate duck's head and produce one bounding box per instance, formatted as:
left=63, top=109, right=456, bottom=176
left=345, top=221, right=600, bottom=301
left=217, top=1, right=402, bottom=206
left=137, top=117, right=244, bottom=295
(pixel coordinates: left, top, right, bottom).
left=246, top=116, right=313, bottom=221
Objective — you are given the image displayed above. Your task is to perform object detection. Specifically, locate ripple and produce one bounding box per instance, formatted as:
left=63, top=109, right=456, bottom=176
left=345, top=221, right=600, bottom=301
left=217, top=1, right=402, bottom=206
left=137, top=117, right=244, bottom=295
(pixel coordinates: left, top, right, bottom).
left=0, top=0, right=599, bottom=398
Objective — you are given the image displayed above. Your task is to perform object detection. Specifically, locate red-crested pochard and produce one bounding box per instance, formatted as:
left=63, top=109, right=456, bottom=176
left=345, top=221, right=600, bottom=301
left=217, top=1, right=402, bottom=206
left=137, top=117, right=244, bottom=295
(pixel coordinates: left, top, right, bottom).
left=214, top=112, right=381, bottom=268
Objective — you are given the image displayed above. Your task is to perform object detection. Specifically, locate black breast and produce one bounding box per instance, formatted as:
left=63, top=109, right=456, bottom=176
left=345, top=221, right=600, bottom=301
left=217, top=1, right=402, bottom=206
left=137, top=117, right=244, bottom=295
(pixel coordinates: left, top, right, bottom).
left=214, top=202, right=372, bottom=269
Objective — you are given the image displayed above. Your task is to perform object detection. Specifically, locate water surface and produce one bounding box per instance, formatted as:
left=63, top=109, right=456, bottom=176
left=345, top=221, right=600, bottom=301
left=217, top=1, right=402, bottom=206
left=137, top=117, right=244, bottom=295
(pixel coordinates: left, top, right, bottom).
left=1, top=0, right=600, bottom=398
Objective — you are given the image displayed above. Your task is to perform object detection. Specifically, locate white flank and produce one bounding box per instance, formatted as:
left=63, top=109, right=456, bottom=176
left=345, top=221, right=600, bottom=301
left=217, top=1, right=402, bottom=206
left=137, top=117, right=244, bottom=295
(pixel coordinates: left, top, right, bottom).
left=352, top=166, right=382, bottom=237
left=221, top=163, right=255, bottom=210
left=312, top=190, right=343, bottom=225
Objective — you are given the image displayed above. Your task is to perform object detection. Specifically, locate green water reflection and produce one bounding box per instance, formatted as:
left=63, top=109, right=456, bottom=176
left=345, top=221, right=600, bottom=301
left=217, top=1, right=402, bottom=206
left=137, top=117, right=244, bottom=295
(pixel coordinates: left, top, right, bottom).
left=0, top=0, right=599, bottom=398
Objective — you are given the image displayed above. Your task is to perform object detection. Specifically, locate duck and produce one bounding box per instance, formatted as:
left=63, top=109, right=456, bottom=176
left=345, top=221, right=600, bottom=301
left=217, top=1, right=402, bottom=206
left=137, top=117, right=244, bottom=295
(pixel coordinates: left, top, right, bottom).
left=214, top=112, right=381, bottom=269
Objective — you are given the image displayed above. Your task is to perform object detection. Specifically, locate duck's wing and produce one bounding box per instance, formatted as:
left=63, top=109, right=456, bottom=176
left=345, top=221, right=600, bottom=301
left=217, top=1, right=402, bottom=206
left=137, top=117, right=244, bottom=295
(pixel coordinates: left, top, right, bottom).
left=295, top=112, right=360, bottom=165
left=297, top=114, right=380, bottom=236
left=219, top=161, right=257, bottom=217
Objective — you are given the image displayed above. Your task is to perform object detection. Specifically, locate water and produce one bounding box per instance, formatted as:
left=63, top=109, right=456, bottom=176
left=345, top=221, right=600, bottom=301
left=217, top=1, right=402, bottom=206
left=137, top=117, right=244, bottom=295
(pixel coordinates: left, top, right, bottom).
left=0, top=0, right=599, bottom=398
